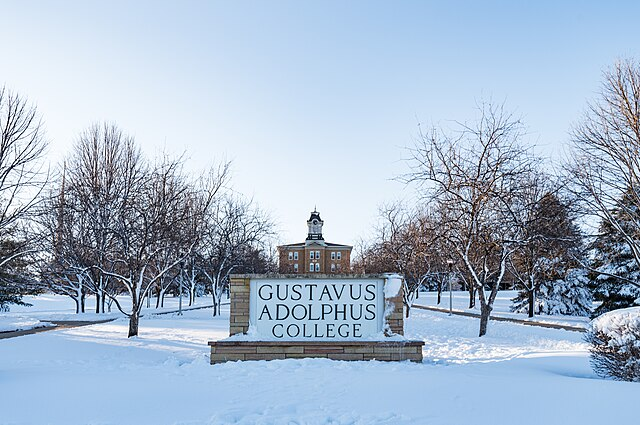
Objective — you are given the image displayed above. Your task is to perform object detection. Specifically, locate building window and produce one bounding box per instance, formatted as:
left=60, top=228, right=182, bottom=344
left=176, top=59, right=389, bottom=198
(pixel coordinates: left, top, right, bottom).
left=294, top=264, right=298, bottom=272
left=309, top=263, right=314, bottom=272
left=315, top=250, right=320, bottom=259
left=288, top=252, right=293, bottom=260
left=331, top=263, right=336, bottom=272
left=315, top=263, right=320, bottom=272
left=310, top=251, right=314, bottom=260
left=336, top=252, right=341, bottom=260
left=293, top=252, right=298, bottom=260
left=336, top=263, right=341, bottom=270
left=331, top=252, right=336, bottom=260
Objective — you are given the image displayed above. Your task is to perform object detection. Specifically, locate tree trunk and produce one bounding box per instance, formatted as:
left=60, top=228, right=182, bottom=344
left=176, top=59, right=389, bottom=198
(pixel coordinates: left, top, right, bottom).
left=405, top=304, right=410, bottom=318
left=106, top=297, right=113, bottom=313
left=100, top=290, right=106, bottom=313
left=479, top=302, right=491, bottom=337
left=211, top=283, right=218, bottom=317
left=128, top=312, right=139, bottom=338
left=212, top=295, right=218, bottom=317
left=73, top=297, right=80, bottom=314
left=189, top=277, right=196, bottom=307
left=528, top=289, right=535, bottom=318
left=468, top=287, right=475, bottom=309
left=96, top=276, right=105, bottom=314
left=99, top=280, right=106, bottom=314
left=437, top=283, right=442, bottom=305
left=80, top=293, right=86, bottom=313
left=216, top=291, right=225, bottom=316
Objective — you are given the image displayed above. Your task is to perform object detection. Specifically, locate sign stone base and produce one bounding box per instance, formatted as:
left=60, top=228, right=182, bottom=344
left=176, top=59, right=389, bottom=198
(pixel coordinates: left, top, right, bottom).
left=209, top=340, right=424, bottom=363
left=209, top=274, right=424, bottom=364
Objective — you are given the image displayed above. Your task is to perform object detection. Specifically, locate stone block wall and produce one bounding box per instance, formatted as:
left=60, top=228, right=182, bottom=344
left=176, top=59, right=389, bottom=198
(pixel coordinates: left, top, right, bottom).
left=210, top=341, right=424, bottom=363
left=229, top=276, right=251, bottom=335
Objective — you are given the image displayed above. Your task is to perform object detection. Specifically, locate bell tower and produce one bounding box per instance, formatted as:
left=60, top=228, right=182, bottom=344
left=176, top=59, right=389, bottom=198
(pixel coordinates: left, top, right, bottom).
left=306, top=208, right=324, bottom=242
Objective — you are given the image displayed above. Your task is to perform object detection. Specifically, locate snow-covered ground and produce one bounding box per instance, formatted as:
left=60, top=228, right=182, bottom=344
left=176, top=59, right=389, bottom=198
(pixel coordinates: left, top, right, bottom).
left=415, top=290, right=591, bottom=328
left=1, top=294, right=637, bottom=424
left=0, top=294, right=215, bottom=334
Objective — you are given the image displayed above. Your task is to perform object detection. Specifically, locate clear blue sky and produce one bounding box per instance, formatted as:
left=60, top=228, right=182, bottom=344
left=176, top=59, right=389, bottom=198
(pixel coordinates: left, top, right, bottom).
left=2, top=1, right=639, bottom=248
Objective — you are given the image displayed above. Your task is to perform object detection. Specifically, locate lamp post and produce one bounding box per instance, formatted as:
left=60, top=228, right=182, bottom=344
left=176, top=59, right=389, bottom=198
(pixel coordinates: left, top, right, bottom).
left=447, top=259, right=455, bottom=316
left=177, top=259, right=185, bottom=316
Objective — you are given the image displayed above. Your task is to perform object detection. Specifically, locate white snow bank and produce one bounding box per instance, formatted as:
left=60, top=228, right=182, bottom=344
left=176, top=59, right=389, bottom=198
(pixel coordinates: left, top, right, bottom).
left=407, top=309, right=587, bottom=364
left=0, top=316, right=53, bottom=332
left=590, top=307, right=640, bottom=346
left=5, top=293, right=218, bottom=321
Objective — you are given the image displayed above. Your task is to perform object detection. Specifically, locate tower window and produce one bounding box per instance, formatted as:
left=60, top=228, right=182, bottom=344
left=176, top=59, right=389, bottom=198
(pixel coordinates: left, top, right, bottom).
left=310, top=251, right=314, bottom=260
left=315, top=251, right=320, bottom=259
left=309, top=263, right=314, bottom=272
left=331, top=263, right=336, bottom=272
left=294, top=263, right=298, bottom=272
left=288, top=252, right=293, bottom=260
left=331, top=252, right=336, bottom=260
left=315, top=263, right=320, bottom=272
left=337, top=252, right=341, bottom=260
left=293, top=252, right=298, bottom=260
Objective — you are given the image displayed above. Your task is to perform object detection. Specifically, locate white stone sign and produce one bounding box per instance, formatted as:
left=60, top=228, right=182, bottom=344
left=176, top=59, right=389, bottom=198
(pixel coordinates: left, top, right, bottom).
left=249, top=278, right=385, bottom=340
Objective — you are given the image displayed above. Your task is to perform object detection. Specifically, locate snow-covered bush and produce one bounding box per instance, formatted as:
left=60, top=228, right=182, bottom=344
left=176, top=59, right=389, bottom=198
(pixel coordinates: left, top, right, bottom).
left=512, top=268, right=592, bottom=316
left=586, top=307, right=640, bottom=382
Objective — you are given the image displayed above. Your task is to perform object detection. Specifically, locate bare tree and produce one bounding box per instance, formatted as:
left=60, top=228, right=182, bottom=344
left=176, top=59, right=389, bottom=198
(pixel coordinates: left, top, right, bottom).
left=404, top=102, right=537, bottom=336
left=184, top=164, right=230, bottom=306
left=38, top=176, right=94, bottom=313
left=64, top=124, right=137, bottom=313
left=569, top=59, right=640, bottom=292
left=99, top=152, right=195, bottom=337
left=353, top=203, right=439, bottom=317
left=53, top=123, right=193, bottom=336
left=0, top=86, right=47, bottom=234
left=198, top=194, right=274, bottom=316
left=0, top=86, right=48, bottom=310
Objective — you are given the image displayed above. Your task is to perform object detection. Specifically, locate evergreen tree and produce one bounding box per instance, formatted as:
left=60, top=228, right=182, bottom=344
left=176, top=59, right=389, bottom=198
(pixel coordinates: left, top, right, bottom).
left=0, top=239, right=38, bottom=312
left=589, top=190, right=640, bottom=317
left=513, top=267, right=592, bottom=316
left=510, top=192, right=585, bottom=316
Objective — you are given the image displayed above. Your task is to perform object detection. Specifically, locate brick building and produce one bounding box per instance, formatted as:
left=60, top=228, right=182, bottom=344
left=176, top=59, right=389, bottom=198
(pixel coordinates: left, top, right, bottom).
left=278, top=210, right=352, bottom=274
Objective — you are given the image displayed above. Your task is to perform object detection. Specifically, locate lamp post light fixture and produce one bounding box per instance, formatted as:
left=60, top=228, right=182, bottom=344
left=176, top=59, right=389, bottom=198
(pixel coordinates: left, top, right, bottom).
left=447, top=259, right=455, bottom=316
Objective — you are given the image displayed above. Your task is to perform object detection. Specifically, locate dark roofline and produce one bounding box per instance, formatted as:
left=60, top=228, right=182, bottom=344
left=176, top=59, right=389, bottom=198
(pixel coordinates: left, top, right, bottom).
left=325, top=242, right=353, bottom=248
left=278, top=241, right=352, bottom=249
left=277, top=243, right=306, bottom=248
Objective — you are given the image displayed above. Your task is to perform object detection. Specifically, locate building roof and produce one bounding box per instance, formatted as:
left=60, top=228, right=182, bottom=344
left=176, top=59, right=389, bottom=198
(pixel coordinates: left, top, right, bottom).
left=278, top=241, right=352, bottom=249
